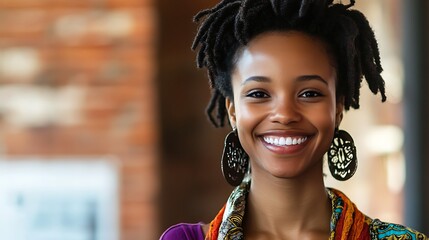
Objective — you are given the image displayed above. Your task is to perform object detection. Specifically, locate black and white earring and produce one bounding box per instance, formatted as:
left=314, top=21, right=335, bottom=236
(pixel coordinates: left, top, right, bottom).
left=221, top=128, right=249, bottom=186
left=328, top=129, right=357, bottom=181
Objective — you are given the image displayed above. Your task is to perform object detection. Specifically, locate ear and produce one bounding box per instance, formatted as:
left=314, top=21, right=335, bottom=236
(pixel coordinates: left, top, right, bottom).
left=335, top=96, right=344, bottom=128
left=225, top=97, right=236, bottom=128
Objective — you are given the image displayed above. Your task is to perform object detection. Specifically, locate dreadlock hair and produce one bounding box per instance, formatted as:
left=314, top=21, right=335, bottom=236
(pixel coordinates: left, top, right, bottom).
left=192, top=0, right=386, bottom=127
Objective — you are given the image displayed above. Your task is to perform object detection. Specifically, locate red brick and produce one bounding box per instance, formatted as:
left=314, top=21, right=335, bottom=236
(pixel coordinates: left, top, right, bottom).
left=121, top=161, right=159, bottom=202
left=0, top=0, right=152, bottom=8
left=0, top=9, right=49, bottom=39
left=0, top=0, right=50, bottom=8
left=0, top=0, right=159, bottom=238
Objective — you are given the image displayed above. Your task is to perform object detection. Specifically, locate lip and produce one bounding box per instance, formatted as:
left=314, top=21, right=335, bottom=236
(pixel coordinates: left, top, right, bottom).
left=258, top=130, right=312, bottom=155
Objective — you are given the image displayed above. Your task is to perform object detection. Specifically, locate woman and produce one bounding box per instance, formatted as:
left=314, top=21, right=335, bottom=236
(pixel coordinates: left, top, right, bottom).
left=161, top=0, right=428, bottom=239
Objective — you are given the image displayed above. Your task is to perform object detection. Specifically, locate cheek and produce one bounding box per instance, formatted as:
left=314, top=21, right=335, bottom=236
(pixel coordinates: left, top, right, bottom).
left=308, top=96, right=337, bottom=131
left=235, top=103, right=253, bottom=130
left=234, top=105, right=252, bottom=147
left=235, top=102, right=266, bottom=129
left=234, top=103, right=266, bottom=154
left=316, top=101, right=337, bottom=137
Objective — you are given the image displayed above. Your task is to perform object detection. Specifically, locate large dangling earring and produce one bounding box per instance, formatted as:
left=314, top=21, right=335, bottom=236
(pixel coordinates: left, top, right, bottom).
left=221, top=128, right=249, bottom=186
left=328, top=129, right=357, bottom=181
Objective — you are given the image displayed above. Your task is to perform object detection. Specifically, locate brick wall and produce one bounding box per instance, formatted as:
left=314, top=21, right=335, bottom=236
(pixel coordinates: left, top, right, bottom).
left=0, top=0, right=158, bottom=239
left=157, top=0, right=234, bottom=233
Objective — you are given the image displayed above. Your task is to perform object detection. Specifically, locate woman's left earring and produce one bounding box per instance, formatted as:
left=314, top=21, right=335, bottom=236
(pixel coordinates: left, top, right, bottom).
left=328, top=129, right=357, bottom=181
left=221, top=128, right=249, bottom=186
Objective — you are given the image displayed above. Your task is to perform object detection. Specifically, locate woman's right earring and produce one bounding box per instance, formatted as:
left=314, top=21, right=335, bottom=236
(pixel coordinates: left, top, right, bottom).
left=328, top=129, right=357, bottom=181
left=221, top=129, right=249, bottom=186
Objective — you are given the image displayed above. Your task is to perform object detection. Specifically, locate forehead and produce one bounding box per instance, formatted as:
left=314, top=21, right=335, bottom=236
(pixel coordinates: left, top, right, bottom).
left=233, top=31, right=336, bottom=77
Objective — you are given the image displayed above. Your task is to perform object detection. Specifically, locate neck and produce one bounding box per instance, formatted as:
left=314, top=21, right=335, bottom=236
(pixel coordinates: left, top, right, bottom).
left=244, top=164, right=332, bottom=238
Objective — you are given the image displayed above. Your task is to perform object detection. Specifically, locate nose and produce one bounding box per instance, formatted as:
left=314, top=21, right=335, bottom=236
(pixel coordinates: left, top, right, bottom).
left=269, top=97, right=302, bottom=125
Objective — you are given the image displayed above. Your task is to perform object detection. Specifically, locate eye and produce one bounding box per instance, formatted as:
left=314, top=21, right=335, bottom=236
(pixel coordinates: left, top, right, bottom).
left=246, top=90, right=269, bottom=98
left=299, top=90, right=323, bottom=98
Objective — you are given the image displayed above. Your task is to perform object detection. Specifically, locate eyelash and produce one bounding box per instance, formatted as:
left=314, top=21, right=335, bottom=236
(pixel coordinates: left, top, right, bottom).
left=299, top=90, right=323, bottom=98
left=247, top=90, right=323, bottom=99
left=246, top=90, right=269, bottom=98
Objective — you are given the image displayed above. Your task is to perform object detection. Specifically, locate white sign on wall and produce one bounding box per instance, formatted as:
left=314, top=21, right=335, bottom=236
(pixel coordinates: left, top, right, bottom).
left=0, top=159, right=119, bottom=240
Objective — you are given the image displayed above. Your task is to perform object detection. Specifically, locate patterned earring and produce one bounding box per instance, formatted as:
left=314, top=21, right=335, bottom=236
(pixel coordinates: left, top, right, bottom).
left=328, top=129, right=357, bottom=181
left=221, top=128, right=249, bottom=186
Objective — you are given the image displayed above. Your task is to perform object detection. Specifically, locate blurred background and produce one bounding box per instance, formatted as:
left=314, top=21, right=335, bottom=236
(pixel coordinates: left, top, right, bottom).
left=0, top=0, right=427, bottom=239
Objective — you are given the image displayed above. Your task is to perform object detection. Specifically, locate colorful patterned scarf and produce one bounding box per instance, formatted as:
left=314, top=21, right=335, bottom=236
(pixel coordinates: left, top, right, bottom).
left=205, top=178, right=427, bottom=240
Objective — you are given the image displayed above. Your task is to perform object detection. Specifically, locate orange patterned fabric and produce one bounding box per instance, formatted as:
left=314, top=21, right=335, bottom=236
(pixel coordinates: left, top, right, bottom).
left=205, top=185, right=426, bottom=240
left=206, top=187, right=371, bottom=240
left=205, top=204, right=226, bottom=240
left=331, top=189, right=371, bottom=240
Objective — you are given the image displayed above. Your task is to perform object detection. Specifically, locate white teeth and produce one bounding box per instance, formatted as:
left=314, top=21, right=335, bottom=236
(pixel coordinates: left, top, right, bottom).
left=263, top=136, right=308, bottom=146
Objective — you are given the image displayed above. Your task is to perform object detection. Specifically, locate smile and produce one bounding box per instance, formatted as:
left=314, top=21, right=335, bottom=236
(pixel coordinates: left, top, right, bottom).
left=263, top=136, right=308, bottom=146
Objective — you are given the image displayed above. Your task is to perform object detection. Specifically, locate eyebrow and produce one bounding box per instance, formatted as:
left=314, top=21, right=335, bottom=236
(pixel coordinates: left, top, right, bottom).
left=242, top=75, right=328, bottom=86
left=297, top=75, right=328, bottom=85
left=241, top=76, right=270, bottom=85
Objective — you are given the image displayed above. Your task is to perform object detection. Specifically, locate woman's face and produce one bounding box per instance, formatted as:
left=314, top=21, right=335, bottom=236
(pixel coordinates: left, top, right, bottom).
left=226, top=31, right=343, bottom=180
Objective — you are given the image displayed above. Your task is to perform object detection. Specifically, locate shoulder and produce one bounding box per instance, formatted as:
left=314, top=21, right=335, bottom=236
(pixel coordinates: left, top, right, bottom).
left=160, top=223, right=206, bottom=240
left=369, top=219, right=428, bottom=239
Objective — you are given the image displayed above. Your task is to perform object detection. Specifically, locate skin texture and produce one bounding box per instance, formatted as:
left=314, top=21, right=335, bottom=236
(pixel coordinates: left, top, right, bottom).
left=224, top=31, right=344, bottom=239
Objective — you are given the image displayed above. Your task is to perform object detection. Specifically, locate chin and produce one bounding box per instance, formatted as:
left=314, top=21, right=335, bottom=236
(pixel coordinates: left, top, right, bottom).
left=271, top=171, right=302, bottom=179
left=262, top=161, right=322, bottom=180
left=264, top=166, right=303, bottom=179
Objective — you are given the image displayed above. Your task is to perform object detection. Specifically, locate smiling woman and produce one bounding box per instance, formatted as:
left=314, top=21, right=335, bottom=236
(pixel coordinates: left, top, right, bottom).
left=160, top=0, right=427, bottom=239
left=227, top=32, right=339, bottom=183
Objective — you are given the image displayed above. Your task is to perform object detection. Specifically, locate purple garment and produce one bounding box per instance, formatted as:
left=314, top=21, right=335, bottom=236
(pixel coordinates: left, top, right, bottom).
left=160, top=223, right=205, bottom=240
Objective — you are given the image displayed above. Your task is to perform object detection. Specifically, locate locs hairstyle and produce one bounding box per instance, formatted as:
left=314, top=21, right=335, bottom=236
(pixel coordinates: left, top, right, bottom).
left=192, top=0, right=387, bottom=127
